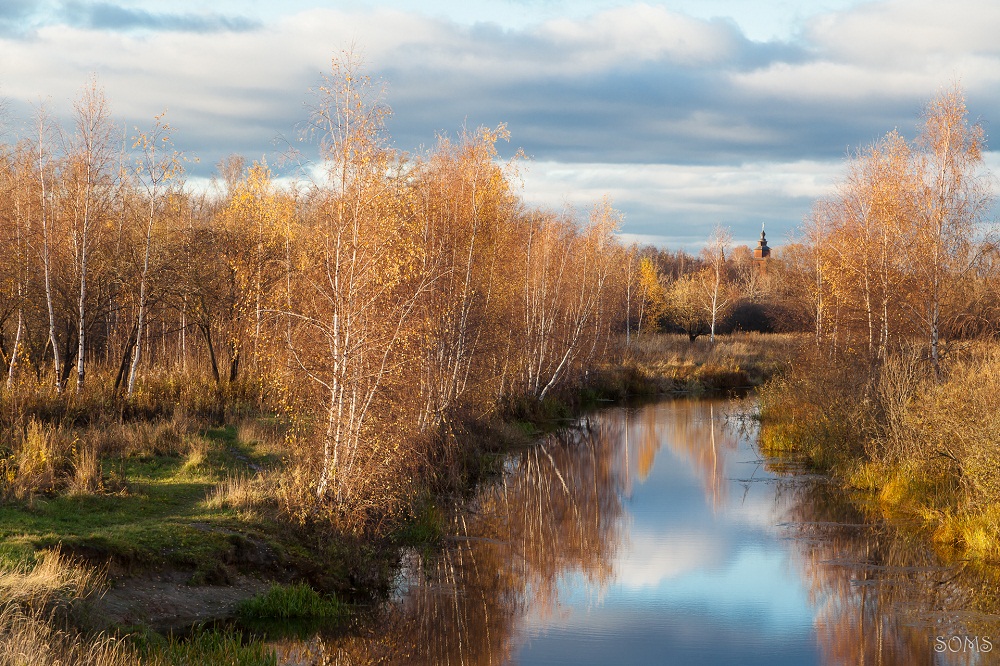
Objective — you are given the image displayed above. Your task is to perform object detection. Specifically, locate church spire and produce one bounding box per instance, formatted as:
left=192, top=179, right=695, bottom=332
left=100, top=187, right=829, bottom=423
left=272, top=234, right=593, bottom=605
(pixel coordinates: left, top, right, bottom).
left=753, top=224, right=771, bottom=266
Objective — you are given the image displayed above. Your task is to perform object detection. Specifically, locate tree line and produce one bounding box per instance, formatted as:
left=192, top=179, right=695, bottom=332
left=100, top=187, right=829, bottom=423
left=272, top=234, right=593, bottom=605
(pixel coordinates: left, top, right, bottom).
left=0, top=58, right=633, bottom=526
left=758, top=85, right=1000, bottom=563
left=785, top=84, right=994, bottom=369
left=628, top=228, right=806, bottom=343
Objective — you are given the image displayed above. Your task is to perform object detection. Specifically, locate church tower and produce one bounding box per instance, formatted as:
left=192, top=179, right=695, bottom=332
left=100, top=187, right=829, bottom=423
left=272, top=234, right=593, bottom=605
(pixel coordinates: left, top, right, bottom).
left=753, top=224, right=771, bottom=273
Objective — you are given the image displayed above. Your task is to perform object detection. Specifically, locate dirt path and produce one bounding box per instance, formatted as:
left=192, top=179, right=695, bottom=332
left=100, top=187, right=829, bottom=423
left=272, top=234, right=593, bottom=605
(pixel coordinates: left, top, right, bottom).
left=90, top=571, right=271, bottom=632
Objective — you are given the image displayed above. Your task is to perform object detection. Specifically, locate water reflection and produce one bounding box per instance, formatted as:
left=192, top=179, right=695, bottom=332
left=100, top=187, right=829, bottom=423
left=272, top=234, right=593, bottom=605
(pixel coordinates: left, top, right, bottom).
left=276, top=399, right=1000, bottom=665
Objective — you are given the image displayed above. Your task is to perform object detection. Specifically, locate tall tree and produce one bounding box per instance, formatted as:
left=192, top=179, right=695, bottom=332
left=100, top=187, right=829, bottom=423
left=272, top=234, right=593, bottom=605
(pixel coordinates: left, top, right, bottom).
left=34, top=105, right=64, bottom=393
left=287, top=52, right=428, bottom=510
left=69, top=78, right=117, bottom=392
left=699, top=224, right=733, bottom=343
left=126, top=113, right=181, bottom=396
left=911, top=85, right=990, bottom=375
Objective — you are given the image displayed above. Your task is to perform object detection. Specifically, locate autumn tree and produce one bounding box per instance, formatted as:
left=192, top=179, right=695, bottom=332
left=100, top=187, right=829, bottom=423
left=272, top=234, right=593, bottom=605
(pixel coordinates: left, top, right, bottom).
left=635, top=256, right=667, bottom=335
left=518, top=198, right=622, bottom=401
left=411, top=125, right=519, bottom=431
left=788, top=85, right=992, bottom=369
left=698, top=224, right=733, bottom=342
left=124, top=113, right=182, bottom=396
left=285, top=53, right=429, bottom=516
left=0, top=141, right=35, bottom=388
left=910, top=85, right=990, bottom=374
left=67, top=78, right=118, bottom=392
left=191, top=158, right=291, bottom=386
left=33, top=105, right=66, bottom=392
left=667, top=273, right=709, bottom=342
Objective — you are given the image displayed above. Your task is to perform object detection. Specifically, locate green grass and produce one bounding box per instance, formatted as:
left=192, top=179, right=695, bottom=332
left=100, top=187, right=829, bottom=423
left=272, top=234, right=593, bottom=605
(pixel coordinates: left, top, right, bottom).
left=138, top=627, right=278, bottom=666
left=236, top=583, right=345, bottom=621
left=0, top=427, right=278, bottom=574
left=395, top=497, right=445, bottom=547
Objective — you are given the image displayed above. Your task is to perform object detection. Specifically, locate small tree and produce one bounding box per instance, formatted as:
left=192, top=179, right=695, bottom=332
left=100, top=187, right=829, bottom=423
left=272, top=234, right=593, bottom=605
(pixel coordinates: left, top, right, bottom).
left=699, top=224, right=733, bottom=342
left=668, top=273, right=709, bottom=342
left=636, top=256, right=667, bottom=335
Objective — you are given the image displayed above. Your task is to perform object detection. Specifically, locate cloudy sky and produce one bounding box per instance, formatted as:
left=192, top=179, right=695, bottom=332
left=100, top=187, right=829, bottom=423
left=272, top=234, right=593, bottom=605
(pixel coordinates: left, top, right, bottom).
left=2, top=0, right=998, bottom=249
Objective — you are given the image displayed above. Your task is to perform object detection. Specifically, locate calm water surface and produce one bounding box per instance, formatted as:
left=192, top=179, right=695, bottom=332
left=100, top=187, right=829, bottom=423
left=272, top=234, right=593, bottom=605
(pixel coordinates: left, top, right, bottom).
left=283, top=398, right=1000, bottom=665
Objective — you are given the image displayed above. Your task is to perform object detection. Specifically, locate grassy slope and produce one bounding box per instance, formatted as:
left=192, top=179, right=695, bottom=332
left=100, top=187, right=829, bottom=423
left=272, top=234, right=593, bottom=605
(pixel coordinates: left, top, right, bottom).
left=0, top=426, right=281, bottom=575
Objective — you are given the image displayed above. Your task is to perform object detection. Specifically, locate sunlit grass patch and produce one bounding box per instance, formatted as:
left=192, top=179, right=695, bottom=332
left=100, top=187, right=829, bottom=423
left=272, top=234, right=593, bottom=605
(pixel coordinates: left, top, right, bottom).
left=0, top=549, right=102, bottom=612
left=203, top=473, right=272, bottom=513
left=0, top=427, right=275, bottom=573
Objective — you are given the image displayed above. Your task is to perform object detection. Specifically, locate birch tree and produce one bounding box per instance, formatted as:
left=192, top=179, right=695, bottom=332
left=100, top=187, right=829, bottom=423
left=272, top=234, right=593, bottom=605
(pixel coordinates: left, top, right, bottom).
left=69, top=79, right=117, bottom=392
left=287, top=53, right=429, bottom=513
left=34, top=105, right=64, bottom=392
left=910, top=85, right=990, bottom=375
left=126, top=113, right=181, bottom=396
left=412, top=126, right=517, bottom=431
left=699, top=224, right=733, bottom=343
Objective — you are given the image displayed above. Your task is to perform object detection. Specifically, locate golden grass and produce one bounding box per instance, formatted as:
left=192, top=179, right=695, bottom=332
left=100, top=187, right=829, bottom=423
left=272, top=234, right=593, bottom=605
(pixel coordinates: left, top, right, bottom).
left=761, top=338, right=1000, bottom=559
left=204, top=473, right=272, bottom=512
left=625, top=332, right=801, bottom=389
left=0, top=548, right=136, bottom=666
left=68, top=441, right=103, bottom=497
left=0, top=606, right=136, bottom=666
left=235, top=418, right=287, bottom=453
left=0, top=549, right=101, bottom=612
left=628, top=331, right=801, bottom=364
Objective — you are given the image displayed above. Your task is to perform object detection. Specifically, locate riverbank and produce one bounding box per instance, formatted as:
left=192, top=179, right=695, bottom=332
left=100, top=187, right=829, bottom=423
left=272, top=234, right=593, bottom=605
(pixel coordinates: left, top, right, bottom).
left=0, top=403, right=392, bottom=664
left=757, top=340, right=1000, bottom=566
left=0, top=332, right=800, bottom=663
left=0, top=382, right=588, bottom=663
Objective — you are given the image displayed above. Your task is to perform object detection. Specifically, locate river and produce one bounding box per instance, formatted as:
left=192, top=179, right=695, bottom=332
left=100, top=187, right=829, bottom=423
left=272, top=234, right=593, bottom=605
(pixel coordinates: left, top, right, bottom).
left=275, top=397, right=1000, bottom=665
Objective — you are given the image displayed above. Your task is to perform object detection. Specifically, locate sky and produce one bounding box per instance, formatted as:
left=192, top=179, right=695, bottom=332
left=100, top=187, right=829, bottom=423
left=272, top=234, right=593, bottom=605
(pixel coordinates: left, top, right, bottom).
left=2, top=0, right=999, bottom=250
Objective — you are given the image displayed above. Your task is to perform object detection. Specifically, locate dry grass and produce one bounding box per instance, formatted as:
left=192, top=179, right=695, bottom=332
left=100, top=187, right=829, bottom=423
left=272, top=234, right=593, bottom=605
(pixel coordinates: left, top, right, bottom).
left=0, top=549, right=101, bottom=612
left=761, top=339, right=1000, bottom=558
left=68, top=441, right=103, bottom=496
left=235, top=418, right=287, bottom=454
left=0, top=607, right=137, bottom=666
left=204, top=473, right=273, bottom=511
left=0, top=549, right=136, bottom=666
left=0, top=408, right=201, bottom=499
left=1, top=419, right=74, bottom=499
left=629, top=331, right=801, bottom=367
left=624, top=332, right=801, bottom=390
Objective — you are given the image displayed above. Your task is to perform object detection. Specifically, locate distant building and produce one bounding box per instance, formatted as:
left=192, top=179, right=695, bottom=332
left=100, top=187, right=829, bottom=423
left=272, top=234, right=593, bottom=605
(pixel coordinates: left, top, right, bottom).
left=753, top=225, right=771, bottom=273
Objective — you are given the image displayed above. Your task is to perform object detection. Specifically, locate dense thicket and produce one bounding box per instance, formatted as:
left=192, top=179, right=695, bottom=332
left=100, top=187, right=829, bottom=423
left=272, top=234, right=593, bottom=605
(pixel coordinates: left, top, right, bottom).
left=0, top=59, right=630, bottom=530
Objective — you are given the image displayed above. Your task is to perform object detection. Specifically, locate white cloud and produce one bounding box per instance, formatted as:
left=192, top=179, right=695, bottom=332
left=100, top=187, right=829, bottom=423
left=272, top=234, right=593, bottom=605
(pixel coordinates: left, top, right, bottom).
left=539, top=3, right=739, bottom=67
left=807, top=0, right=1000, bottom=65
left=732, top=0, right=1000, bottom=103
left=520, top=159, right=840, bottom=246
left=1, top=1, right=997, bottom=245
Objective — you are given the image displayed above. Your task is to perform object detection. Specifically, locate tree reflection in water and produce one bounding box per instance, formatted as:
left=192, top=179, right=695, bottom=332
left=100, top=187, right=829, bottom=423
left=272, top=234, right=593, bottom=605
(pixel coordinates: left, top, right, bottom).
left=274, top=416, right=627, bottom=665
left=272, top=399, right=1000, bottom=665
left=777, top=474, right=1000, bottom=666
